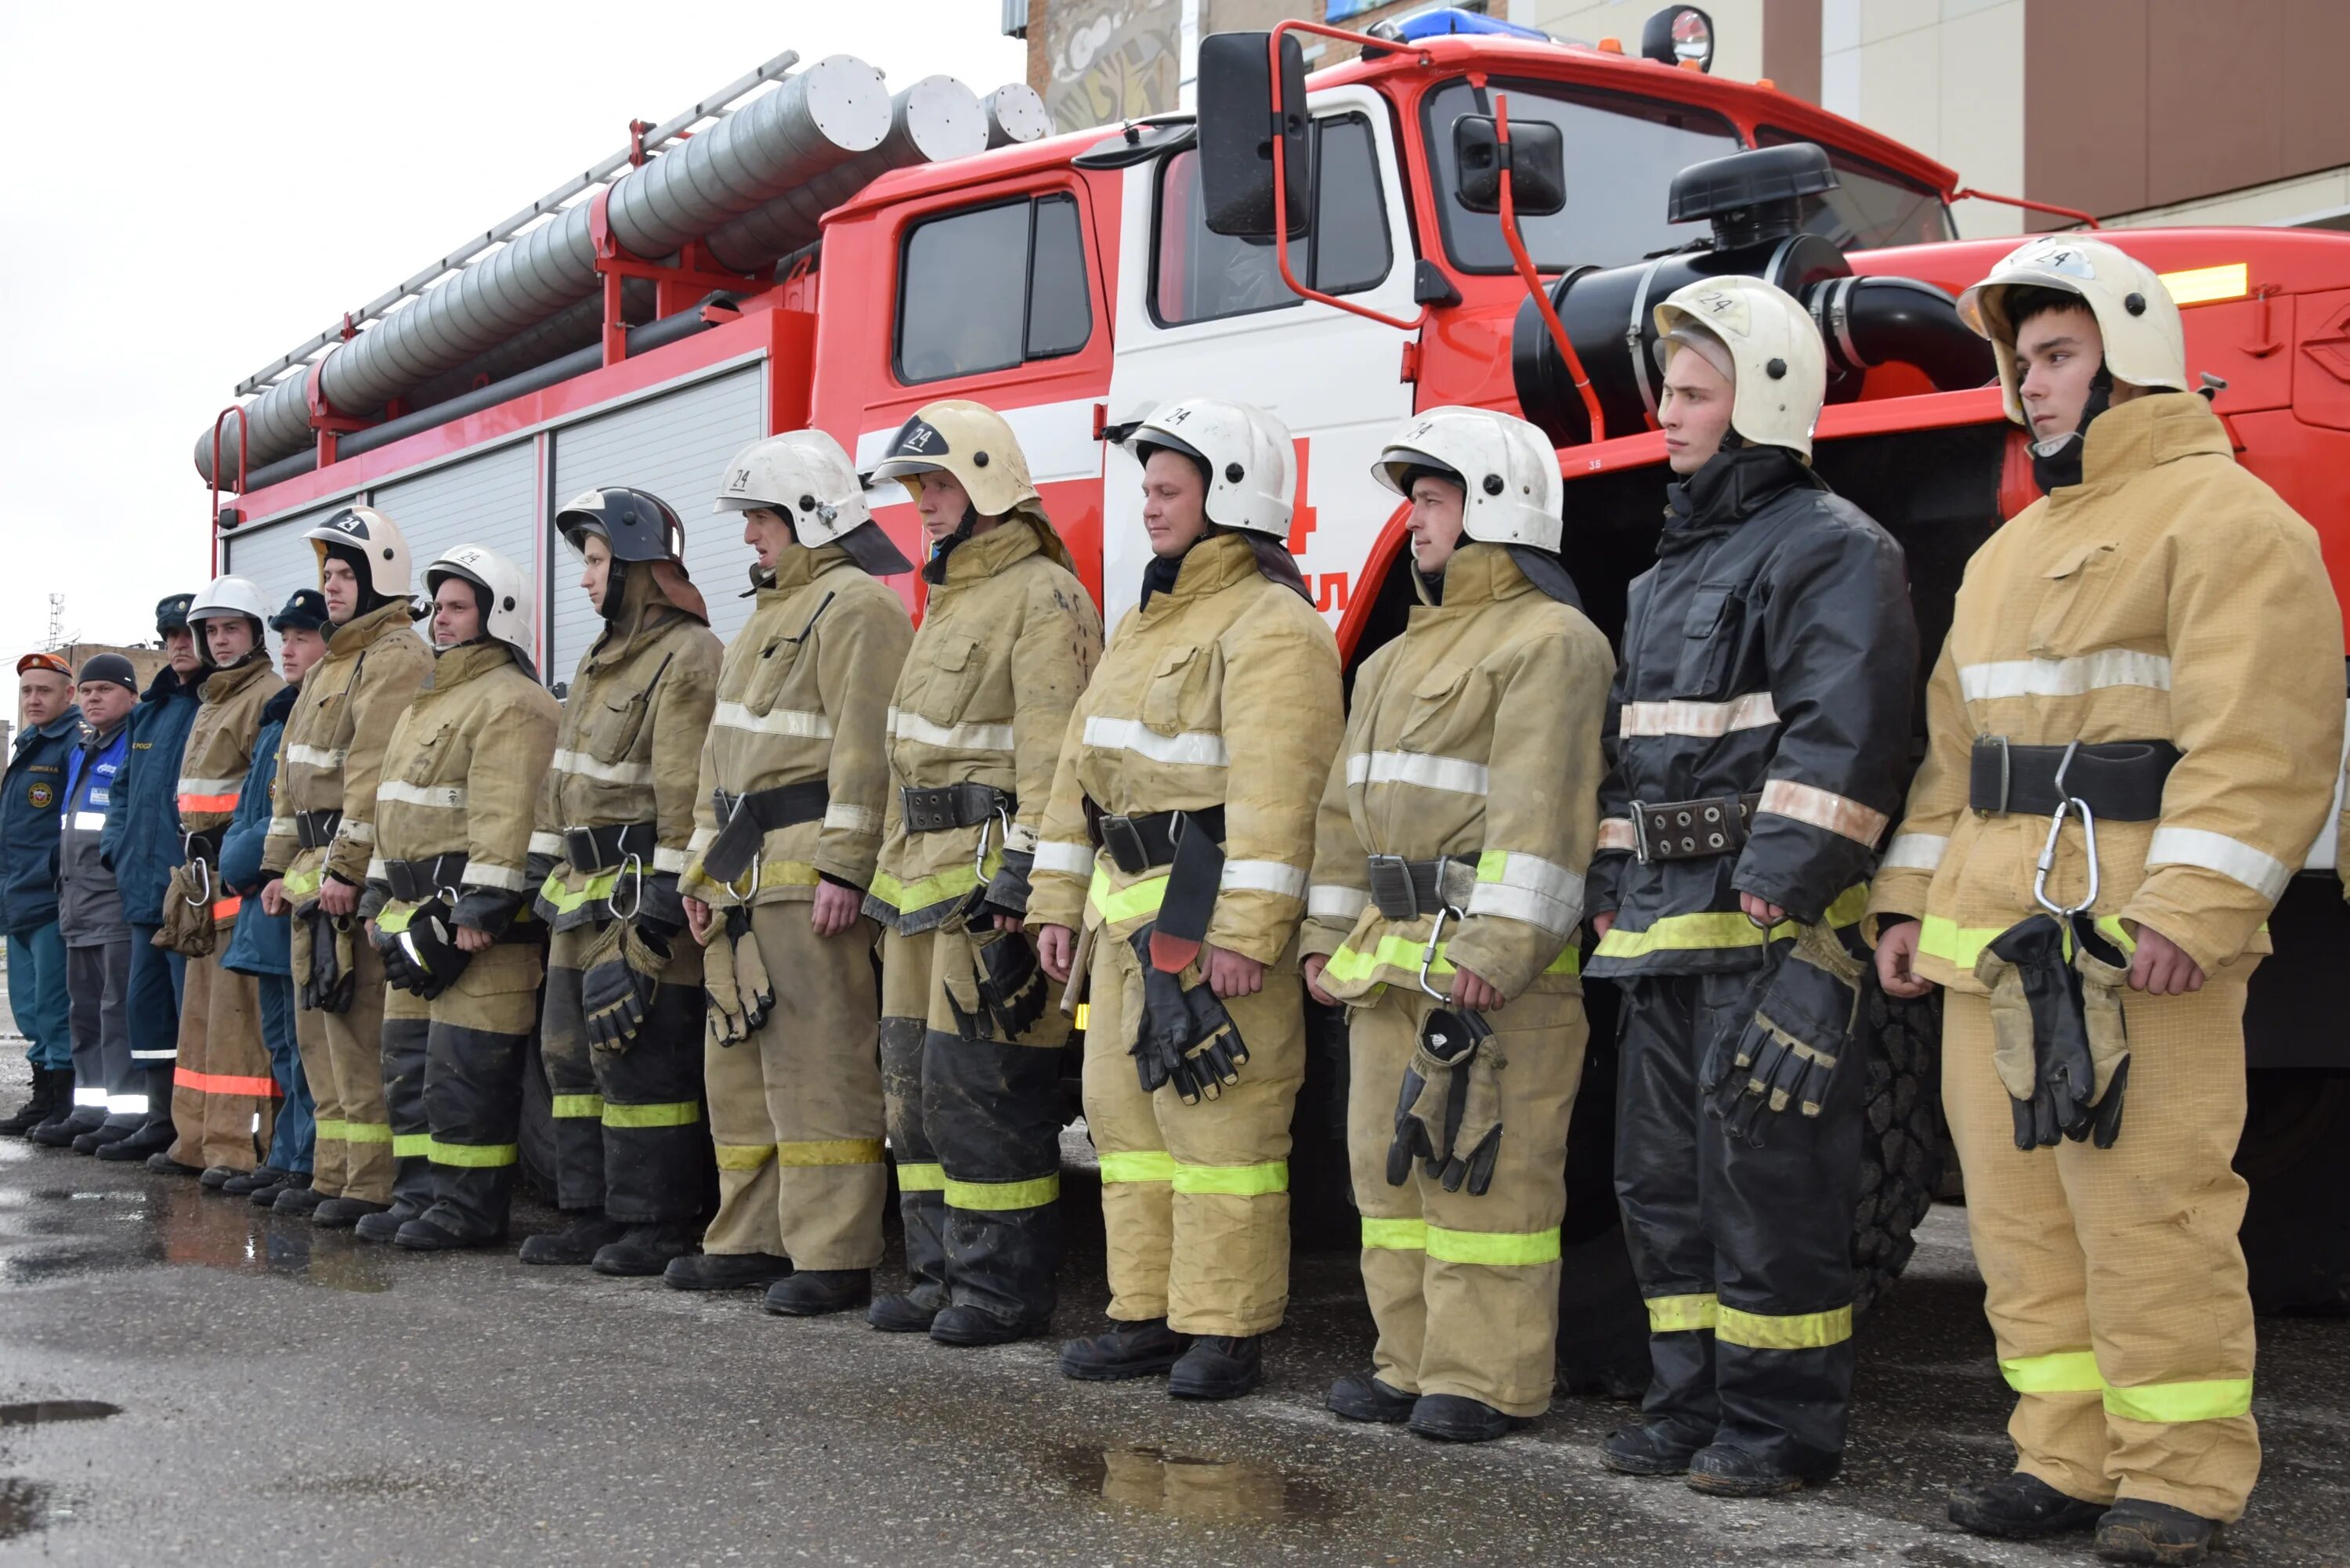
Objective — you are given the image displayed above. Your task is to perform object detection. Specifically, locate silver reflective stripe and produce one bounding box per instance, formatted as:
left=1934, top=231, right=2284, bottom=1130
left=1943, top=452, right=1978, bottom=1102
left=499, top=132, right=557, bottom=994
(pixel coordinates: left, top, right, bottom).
left=1083, top=715, right=1229, bottom=768
left=2146, top=826, right=2292, bottom=903
left=1469, top=853, right=1585, bottom=935
left=552, top=749, right=654, bottom=787
left=713, top=701, right=834, bottom=739
left=1596, top=817, right=1637, bottom=853
left=1757, top=779, right=1890, bottom=848
left=653, top=847, right=689, bottom=874
left=466, top=862, right=529, bottom=893
left=1034, top=840, right=1094, bottom=877
left=823, top=802, right=881, bottom=835
left=106, top=1092, right=150, bottom=1115
left=129, top=1048, right=177, bottom=1061
left=527, top=832, right=564, bottom=858
left=287, top=744, right=348, bottom=769
left=71, top=811, right=106, bottom=831
left=365, top=857, right=390, bottom=882
left=1345, top=750, right=1491, bottom=797
left=1219, top=859, right=1307, bottom=898
left=1958, top=650, right=2172, bottom=702
left=1617, top=692, right=1781, bottom=738
left=377, top=780, right=467, bottom=810
left=265, top=818, right=297, bottom=838
left=176, top=775, right=245, bottom=796
left=72, top=1087, right=109, bottom=1107
left=887, top=706, right=1015, bottom=752
left=1881, top=833, right=1949, bottom=873
left=1308, top=884, right=1369, bottom=923
left=687, top=826, right=717, bottom=854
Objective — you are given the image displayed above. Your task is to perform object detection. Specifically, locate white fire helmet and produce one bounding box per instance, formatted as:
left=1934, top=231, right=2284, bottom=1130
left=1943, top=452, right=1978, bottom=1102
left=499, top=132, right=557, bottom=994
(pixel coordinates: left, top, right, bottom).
left=1372, top=406, right=1564, bottom=551
left=304, top=505, right=413, bottom=601
left=186, top=575, right=270, bottom=667
left=1955, top=236, right=2188, bottom=425
left=425, top=544, right=537, bottom=677
left=714, top=429, right=913, bottom=576
left=1126, top=396, right=1296, bottom=538
left=1652, top=276, right=1828, bottom=459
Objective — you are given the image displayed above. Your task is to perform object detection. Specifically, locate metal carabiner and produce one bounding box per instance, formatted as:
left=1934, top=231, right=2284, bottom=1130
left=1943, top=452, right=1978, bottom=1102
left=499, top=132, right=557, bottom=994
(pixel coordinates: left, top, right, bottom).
left=185, top=856, right=212, bottom=908
left=2032, top=741, right=2101, bottom=918
left=606, top=852, right=645, bottom=922
left=974, top=806, right=1014, bottom=882
left=1416, top=905, right=1459, bottom=1001
left=721, top=853, right=760, bottom=909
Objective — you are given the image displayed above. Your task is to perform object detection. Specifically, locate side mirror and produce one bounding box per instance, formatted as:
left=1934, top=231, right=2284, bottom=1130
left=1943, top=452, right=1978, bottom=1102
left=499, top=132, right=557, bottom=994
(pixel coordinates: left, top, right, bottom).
left=1452, top=114, right=1566, bottom=216
left=1197, top=31, right=1311, bottom=240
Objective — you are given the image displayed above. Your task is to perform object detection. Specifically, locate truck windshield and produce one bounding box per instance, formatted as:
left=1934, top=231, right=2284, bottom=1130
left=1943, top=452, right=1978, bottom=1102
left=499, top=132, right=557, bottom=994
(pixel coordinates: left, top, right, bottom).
left=1753, top=128, right=1954, bottom=248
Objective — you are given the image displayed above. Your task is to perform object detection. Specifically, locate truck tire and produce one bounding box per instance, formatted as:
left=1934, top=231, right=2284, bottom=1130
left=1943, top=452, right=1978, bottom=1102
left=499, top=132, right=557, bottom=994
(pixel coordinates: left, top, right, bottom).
left=1849, top=981, right=1947, bottom=1312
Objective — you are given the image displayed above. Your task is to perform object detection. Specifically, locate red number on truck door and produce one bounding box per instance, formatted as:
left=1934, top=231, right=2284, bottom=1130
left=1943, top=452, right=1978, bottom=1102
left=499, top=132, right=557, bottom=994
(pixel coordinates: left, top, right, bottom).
left=1286, top=437, right=1318, bottom=556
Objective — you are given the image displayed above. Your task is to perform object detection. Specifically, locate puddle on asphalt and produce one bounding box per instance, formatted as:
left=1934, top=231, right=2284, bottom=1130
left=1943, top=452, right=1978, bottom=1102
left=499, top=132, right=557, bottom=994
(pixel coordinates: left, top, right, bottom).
left=0, top=1477, right=52, bottom=1542
left=1052, top=1444, right=1344, bottom=1523
left=0, top=1400, right=119, bottom=1426
left=0, top=1178, right=392, bottom=1293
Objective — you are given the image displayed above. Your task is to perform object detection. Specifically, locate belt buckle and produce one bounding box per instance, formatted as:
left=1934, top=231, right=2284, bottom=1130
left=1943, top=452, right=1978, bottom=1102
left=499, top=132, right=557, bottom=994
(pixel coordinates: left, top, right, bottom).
left=1365, top=854, right=1418, bottom=920
left=900, top=786, right=949, bottom=834
left=1098, top=815, right=1148, bottom=876
left=1628, top=800, right=1654, bottom=865
left=562, top=826, right=603, bottom=872
left=1973, top=735, right=2010, bottom=817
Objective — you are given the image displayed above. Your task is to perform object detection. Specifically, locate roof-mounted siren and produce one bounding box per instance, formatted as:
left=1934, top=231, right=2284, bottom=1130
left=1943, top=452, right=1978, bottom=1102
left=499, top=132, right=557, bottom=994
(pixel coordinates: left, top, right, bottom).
left=1642, top=6, right=1714, bottom=72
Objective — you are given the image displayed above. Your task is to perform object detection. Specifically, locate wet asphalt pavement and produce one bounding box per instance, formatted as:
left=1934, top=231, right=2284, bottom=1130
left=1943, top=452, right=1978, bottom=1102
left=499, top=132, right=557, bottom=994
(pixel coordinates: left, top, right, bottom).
left=2, top=1043, right=2347, bottom=1564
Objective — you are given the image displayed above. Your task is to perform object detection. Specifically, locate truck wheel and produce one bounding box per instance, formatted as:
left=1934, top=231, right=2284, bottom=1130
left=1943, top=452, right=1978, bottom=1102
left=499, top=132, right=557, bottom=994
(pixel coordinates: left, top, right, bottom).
left=2236, top=1068, right=2350, bottom=1315
left=1850, top=981, right=1947, bottom=1311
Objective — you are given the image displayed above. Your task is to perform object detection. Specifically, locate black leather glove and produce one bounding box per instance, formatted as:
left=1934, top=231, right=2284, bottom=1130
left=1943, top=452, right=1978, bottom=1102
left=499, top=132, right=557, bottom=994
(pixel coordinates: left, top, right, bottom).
left=1712, top=923, right=1865, bottom=1147
left=1976, top=913, right=2096, bottom=1151
left=1126, top=927, right=1249, bottom=1104
left=379, top=898, right=472, bottom=1000
left=582, top=919, right=672, bottom=1051
left=1387, top=1006, right=1487, bottom=1187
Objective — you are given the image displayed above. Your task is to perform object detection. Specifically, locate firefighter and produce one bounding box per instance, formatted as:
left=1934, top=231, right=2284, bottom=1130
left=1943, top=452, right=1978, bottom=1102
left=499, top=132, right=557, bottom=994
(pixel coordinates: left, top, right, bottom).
left=1588, top=276, right=1917, bottom=1494
left=360, top=544, right=559, bottom=1249
left=91, top=594, right=204, bottom=1164
left=258, top=507, right=434, bottom=1227
left=860, top=400, right=1104, bottom=1343
left=522, top=487, right=721, bottom=1276
left=669, top=429, right=913, bottom=1313
left=45, top=655, right=139, bottom=1152
left=1031, top=396, right=1344, bottom=1401
left=157, top=576, right=288, bottom=1183
left=0, top=652, right=82, bottom=1139
left=1870, top=237, right=2343, bottom=1563
left=1298, top=406, right=1614, bottom=1441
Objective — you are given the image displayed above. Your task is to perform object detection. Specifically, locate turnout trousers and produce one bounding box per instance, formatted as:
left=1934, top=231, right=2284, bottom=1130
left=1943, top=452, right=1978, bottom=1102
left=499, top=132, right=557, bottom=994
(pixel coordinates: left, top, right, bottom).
left=291, top=918, right=395, bottom=1204
left=168, top=947, right=279, bottom=1172
left=378, top=942, right=544, bottom=1238
left=1942, top=966, right=2260, bottom=1523
left=65, top=939, right=139, bottom=1125
left=1079, top=931, right=1306, bottom=1338
left=880, top=922, right=1070, bottom=1328
left=1346, top=987, right=1585, bottom=1418
left=701, top=904, right=886, bottom=1269
left=255, top=974, right=313, bottom=1174
left=1612, top=970, right=1866, bottom=1479
left=542, top=923, right=707, bottom=1224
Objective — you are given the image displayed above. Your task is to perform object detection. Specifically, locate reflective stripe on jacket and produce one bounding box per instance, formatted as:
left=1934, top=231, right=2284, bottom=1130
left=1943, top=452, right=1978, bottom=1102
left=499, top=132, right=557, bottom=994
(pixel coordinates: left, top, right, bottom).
left=1867, top=393, right=2343, bottom=987
left=99, top=667, right=201, bottom=926
left=56, top=719, right=128, bottom=943
left=1300, top=545, right=1614, bottom=1001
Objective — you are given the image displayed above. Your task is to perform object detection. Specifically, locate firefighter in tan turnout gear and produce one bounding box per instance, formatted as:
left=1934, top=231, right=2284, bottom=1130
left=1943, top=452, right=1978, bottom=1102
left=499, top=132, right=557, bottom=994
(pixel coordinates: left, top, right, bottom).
left=671, top=428, right=914, bottom=1313
left=155, top=576, right=287, bottom=1181
left=1871, top=237, right=2345, bottom=1564
left=360, top=544, right=559, bottom=1249
left=1300, top=406, right=1614, bottom=1443
left=522, top=488, right=721, bottom=1276
left=1032, top=396, right=1343, bottom=1401
left=862, top=400, right=1103, bottom=1344
left=257, top=507, right=434, bottom=1227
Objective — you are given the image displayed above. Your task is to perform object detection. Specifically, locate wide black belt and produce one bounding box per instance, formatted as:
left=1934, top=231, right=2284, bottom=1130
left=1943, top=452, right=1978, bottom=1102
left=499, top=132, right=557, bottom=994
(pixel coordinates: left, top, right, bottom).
left=563, top=821, right=656, bottom=874
left=381, top=853, right=469, bottom=903
left=902, top=782, right=1012, bottom=835
left=1632, top=793, right=1761, bottom=863
left=1969, top=739, right=2178, bottom=822
left=1091, top=806, right=1227, bottom=876
left=295, top=809, right=342, bottom=850
left=701, top=782, right=832, bottom=885
left=1365, top=855, right=1479, bottom=919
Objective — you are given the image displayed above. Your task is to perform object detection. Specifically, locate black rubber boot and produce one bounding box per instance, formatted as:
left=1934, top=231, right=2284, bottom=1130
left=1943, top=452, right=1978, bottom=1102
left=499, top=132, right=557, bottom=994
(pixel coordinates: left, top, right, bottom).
left=1410, top=1394, right=1525, bottom=1443
left=198, top=1165, right=240, bottom=1190
left=1169, top=1335, right=1264, bottom=1400
left=763, top=1270, right=871, bottom=1317
left=248, top=1172, right=311, bottom=1206
left=930, top=1303, right=1043, bottom=1347
left=144, top=1150, right=203, bottom=1176
left=663, top=1252, right=792, bottom=1292
left=1059, top=1318, right=1191, bottom=1382
left=72, top=1120, right=142, bottom=1154
left=591, top=1222, right=699, bottom=1277
left=394, top=1209, right=506, bottom=1251
left=29, top=1107, right=105, bottom=1148
left=868, top=1284, right=947, bottom=1334
left=316, top=1197, right=392, bottom=1230
left=96, top=1118, right=177, bottom=1162
left=0, top=1067, right=72, bottom=1136
left=1327, top=1370, right=1416, bottom=1424
left=1600, top=1419, right=1712, bottom=1476
left=1948, top=1472, right=2107, bottom=1540
left=517, top=1213, right=629, bottom=1266
left=1686, top=1443, right=1817, bottom=1498
left=2095, top=1500, right=2222, bottom=1564
left=272, top=1183, right=329, bottom=1216
left=221, top=1166, right=294, bottom=1197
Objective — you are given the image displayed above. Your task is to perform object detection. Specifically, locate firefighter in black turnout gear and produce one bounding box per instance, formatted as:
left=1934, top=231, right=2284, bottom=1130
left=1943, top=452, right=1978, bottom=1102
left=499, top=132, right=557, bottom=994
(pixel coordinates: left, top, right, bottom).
left=1588, top=277, right=1918, bottom=1495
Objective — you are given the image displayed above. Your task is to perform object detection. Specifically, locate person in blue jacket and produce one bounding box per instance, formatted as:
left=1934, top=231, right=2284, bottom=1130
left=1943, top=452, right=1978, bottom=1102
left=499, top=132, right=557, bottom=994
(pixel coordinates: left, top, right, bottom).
left=92, top=594, right=204, bottom=1164
left=0, top=652, right=82, bottom=1136
left=216, top=591, right=326, bottom=1205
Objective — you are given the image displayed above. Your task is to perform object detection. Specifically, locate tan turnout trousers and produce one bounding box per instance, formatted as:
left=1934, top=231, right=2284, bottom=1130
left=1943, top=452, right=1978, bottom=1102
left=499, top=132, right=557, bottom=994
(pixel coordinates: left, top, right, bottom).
left=287, top=919, right=394, bottom=1202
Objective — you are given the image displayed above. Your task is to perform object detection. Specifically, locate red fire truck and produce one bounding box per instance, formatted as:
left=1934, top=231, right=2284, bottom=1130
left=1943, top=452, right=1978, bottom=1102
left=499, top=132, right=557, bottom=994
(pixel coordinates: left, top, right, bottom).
left=197, top=9, right=2350, bottom=1355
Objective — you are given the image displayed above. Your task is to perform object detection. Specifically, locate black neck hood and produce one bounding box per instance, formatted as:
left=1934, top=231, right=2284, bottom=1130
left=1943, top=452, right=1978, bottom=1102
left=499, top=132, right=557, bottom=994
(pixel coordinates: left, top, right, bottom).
left=1667, top=443, right=1817, bottom=536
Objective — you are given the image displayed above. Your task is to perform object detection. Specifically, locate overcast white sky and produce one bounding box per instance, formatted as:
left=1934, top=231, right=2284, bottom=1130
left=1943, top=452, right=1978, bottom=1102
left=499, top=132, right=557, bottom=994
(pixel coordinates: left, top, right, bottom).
left=0, top=3, right=1025, bottom=654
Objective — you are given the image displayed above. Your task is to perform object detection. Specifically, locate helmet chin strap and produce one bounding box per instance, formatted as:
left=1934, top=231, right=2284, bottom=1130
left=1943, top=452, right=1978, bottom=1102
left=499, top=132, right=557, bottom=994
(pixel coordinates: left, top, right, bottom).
left=921, top=504, right=983, bottom=585
left=2030, top=364, right=2116, bottom=495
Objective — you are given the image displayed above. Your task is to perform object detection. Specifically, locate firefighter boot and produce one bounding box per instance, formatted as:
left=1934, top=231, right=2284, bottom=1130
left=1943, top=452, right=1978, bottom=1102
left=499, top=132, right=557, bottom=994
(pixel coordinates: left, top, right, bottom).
left=1169, top=1335, right=1264, bottom=1401
left=1059, top=1318, right=1191, bottom=1382
left=1948, top=1472, right=2106, bottom=1541
left=145, top=1149, right=203, bottom=1176
left=930, top=1303, right=1041, bottom=1348
left=2095, top=1501, right=2221, bottom=1565
left=519, top=1212, right=629, bottom=1266
left=763, top=1269, right=870, bottom=1317
left=95, top=1071, right=179, bottom=1161
left=1600, top=1419, right=1713, bottom=1477
left=351, top=1201, right=419, bottom=1242
left=868, top=1285, right=948, bottom=1333
left=316, top=1196, right=390, bottom=1229
left=1687, top=1443, right=1820, bottom=1498
left=273, top=1183, right=329, bottom=1216
left=591, top=1222, right=699, bottom=1277
left=0, top=1067, right=72, bottom=1136
left=664, top=1252, right=793, bottom=1292
left=1410, top=1394, right=1528, bottom=1444
left=1327, top=1371, right=1416, bottom=1425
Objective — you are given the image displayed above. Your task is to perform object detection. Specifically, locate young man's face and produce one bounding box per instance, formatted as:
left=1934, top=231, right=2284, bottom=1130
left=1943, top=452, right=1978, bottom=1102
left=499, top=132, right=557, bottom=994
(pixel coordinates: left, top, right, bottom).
left=18, top=671, right=69, bottom=726
left=432, top=580, right=483, bottom=649
left=1659, top=345, right=1737, bottom=475
left=1141, top=450, right=1210, bottom=559
left=741, top=507, right=797, bottom=570
left=915, top=470, right=982, bottom=547
left=162, top=627, right=201, bottom=677
left=279, top=626, right=328, bottom=683
left=77, top=679, right=132, bottom=729
left=203, top=616, right=255, bottom=667
left=1405, top=475, right=1469, bottom=576
left=2013, top=302, right=2106, bottom=443
left=579, top=533, right=613, bottom=614
left=320, top=556, right=362, bottom=624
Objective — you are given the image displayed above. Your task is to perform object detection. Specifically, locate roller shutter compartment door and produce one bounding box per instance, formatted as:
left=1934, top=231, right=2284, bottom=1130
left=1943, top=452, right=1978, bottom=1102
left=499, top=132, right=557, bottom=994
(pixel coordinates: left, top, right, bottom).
left=220, top=503, right=349, bottom=667
left=548, top=367, right=765, bottom=678
left=372, top=444, right=543, bottom=667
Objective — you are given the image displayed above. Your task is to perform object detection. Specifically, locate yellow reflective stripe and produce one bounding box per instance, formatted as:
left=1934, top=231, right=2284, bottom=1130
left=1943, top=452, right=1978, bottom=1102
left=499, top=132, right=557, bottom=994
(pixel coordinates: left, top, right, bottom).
left=774, top=1138, right=884, bottom=1167
left=374, top=905, right=416, bottom=935
left=2103, top=1379, right=2253, bottom=1425
left=1425, top=1223, right=1560, bottom=1266
left=714, top=1141, right=776, bottom=1172
left=426, top=1137, right=519, bottom=1169
left=282, top=866, right=324, bottom=900
left=944, top=1172, right=1061, bottom=1212
left=1322, top=931, right=1580, bottom=985
left=392, top=1133, right=432, bottom=1157
left=338, top=1121, right=393, bottom=1144
left=602, top=1100, right=700, bottom=1129
left=1361, top=1216, right=1427, bottom=1251
left=313, top=1118, right=352, bottom=1140
left=1715, top=1303, right=1853, bottom=1350
left=551, top=1094, right=606, bottom=1120
left=869, top=857, right=994, bottom=916
left=1099, top=1150, right=1178, bottom=1184
left=1647, top=1293, right=1720, bottom=1333
left=2092, top=915, right=2137, bottom=956
left=1086, top=866, right=1170, bottom=925
left=1918, top=914, right=2005, bottom=970
left=1170, top=1161, right=1288, bottom=1197
left=538, top=869, right=620, bottom=913
left=683, top=859, right=823, bottom=898
left=2002, top=1350, right=2106, bottom=1394
left=895, top=1161, right=947, bottom=1193
left=1596, top=883, right=1868, bottom=960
